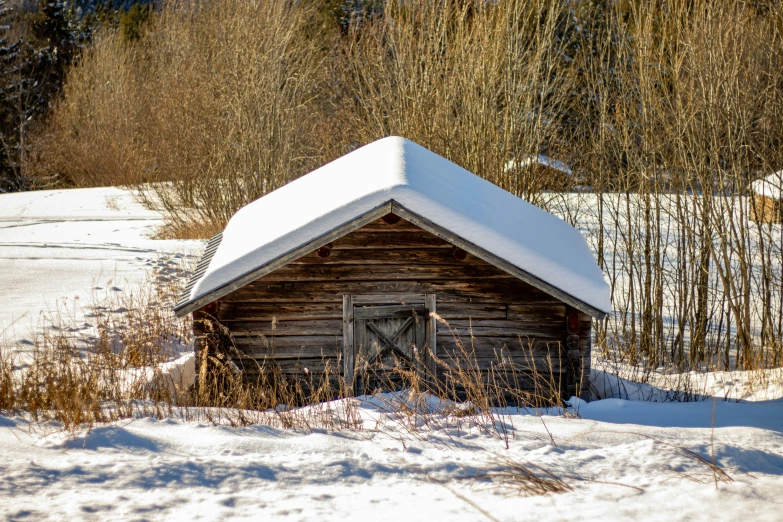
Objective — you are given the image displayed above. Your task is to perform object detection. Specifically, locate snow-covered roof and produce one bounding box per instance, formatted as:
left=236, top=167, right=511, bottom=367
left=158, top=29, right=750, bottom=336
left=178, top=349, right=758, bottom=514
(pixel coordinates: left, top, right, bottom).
left=176, top=137, right=610, bottom=316
left=504, top=154, right=573, bottom=176
left=751, top=170, right=783, bottom=200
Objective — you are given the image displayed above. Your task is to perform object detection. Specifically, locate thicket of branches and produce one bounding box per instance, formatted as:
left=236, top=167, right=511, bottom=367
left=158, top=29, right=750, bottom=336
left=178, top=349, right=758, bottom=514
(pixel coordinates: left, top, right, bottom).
left=25, top=0, right=783, bottom=372
left=563, top=2, right=783, bottom=372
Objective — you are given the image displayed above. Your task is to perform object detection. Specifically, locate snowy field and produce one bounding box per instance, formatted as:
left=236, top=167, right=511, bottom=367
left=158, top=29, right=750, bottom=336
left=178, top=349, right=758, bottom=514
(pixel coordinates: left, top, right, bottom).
left=2, top=396, right=783, bottom=521
left=0, top=187, right=202, bottom=344
left=2, top=187, right=783, bottom=520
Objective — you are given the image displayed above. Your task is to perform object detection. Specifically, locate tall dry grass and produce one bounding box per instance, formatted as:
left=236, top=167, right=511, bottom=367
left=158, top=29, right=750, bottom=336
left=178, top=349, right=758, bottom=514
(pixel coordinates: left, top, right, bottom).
left=0, top=263, right=566, bottom=438
left=0, top=266, right=193, bottom=429
left=191, top=308, right=567, bottom=437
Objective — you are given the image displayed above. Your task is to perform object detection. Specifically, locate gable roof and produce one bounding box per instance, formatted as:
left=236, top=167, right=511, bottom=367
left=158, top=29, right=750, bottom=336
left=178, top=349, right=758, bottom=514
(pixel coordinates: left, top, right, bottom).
left=174, top=137, right=611, bottom=318
left=751, top=170, right=783, bottom=201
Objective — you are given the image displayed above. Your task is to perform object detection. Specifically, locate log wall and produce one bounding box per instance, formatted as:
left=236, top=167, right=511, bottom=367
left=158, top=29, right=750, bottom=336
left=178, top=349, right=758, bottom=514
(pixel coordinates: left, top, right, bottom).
left=193, top=216, right=592, bottom=400
left=752, top=194, right=783, bottom=224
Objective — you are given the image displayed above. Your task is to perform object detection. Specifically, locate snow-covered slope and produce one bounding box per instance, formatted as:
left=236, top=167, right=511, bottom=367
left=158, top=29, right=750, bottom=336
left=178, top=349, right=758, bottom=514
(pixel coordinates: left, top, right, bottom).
left=2, top=396, right=783, bottom=521
left=0, top=187, right=202, bottom=342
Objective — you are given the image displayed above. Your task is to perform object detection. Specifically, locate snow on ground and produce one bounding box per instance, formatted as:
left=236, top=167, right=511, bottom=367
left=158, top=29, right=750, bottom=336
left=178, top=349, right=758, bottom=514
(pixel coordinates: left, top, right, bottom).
left=591, top=362, right=783, bottom=403
left=3, top=186, right=783, bottom=520
left=0, top=187, right=203, bottom=345
left=2, top=396, right=783, bottom=521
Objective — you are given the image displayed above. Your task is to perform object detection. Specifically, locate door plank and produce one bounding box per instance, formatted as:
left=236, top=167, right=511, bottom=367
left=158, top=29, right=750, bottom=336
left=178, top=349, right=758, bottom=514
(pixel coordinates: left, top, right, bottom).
left=343, top=295, right=354, bottom=392
left=425, top=293, right=437, bottom=378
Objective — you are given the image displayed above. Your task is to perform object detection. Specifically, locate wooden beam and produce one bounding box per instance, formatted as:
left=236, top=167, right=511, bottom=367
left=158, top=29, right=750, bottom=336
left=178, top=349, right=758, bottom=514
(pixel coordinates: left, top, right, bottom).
left=342, top=294, right=355, bottom=393
left=351, top=293, right=426, bottom=305
left=354, top=305, right=427, bottom=319
left=174, top=202, right=393, bottom=317
left=425, top=293, right=437, bottom=378
left=390, top=201, right=606, bottom=319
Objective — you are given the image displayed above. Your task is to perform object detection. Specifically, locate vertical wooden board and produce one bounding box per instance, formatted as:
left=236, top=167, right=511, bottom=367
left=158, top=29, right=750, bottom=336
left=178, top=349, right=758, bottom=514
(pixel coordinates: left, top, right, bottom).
left=342, top=295, right=354, bottom=392
left=354, top=319, right=365, bottom=364
left=353, top=318, right=367, bottom=394
left=425, top=293, right=437, bottom=377
left=414, top=310, right=426, bottom=374
left=399, top=317, right=416, bottom=363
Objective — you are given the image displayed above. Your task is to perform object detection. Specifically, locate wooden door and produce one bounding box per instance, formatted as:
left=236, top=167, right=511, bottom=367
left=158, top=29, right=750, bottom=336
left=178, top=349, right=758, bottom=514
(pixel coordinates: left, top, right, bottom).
left=343, top=294, right=436, bottom=394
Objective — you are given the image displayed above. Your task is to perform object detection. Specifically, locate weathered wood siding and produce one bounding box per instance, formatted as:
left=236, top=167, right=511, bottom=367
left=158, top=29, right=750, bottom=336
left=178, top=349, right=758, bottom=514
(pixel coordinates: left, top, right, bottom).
left=752, top=194, right=783, bottom=224
left=194, top=216, right=592, bottom=399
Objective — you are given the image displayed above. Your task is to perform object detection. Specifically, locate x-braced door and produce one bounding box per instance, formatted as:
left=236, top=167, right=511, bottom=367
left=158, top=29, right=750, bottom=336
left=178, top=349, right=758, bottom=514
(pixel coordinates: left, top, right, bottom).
left=343, top=294, right=436, bottom=394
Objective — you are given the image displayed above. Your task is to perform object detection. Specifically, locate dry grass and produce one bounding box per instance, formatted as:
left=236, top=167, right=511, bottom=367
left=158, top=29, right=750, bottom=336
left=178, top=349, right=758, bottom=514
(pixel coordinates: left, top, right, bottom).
left=0, top=273, right=193, bottom=429
left=464, top=455, right=573, bottom=496
left=596, top=430, right=735, bottom=487
left=0, top=265, right=748, bottom=501
left=153, top=219, right=225, bottom=241
left=186, top=308, right=569, bottom=448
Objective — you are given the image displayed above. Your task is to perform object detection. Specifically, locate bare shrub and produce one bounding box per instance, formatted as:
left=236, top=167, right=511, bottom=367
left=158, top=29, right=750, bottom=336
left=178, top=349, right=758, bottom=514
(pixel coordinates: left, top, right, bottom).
left=28, top=0, right=783, bottom=374
left=29, top=29, right=148, bottom=188
left=138, top=0, right=328, bottom=230
left=32, top=0, right=329, bottom=230
left=32, top=0, right=574, bottom=226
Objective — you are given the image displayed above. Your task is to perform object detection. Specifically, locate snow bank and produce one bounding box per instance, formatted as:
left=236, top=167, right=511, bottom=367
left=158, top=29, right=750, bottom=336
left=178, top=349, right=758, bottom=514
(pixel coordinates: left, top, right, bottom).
left=504, top=154, right=573, bottom=175
left=2, top=396, right=783, bottom=520
left=591, top=363, right=783, bottom=403
left=187, top=137, right=610, bottom=314
left=751, top=170, right=783, bottom=200
left=126, top=351, right=196, bottom=395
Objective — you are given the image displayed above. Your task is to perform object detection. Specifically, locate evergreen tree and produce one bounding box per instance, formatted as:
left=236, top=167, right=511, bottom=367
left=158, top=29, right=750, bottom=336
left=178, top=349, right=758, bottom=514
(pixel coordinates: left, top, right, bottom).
left=118, top=2, right=151, bottom=42
left=0, top=0, right=25, bottom=192
left=0, top=0, right=87, bottom=192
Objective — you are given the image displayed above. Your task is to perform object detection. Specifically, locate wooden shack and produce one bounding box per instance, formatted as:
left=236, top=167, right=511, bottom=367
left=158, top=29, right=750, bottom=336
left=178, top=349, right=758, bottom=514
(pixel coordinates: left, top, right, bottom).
left=751, top=171, right=783, bottom=224
left=175, top=137, right=610, bottom=402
